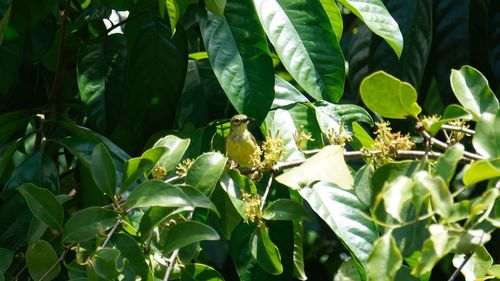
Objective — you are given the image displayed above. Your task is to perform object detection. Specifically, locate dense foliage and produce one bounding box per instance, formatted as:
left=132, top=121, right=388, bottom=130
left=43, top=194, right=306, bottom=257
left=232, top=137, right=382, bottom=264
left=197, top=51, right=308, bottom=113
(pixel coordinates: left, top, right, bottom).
left=0, top=0, right=499, bottom=280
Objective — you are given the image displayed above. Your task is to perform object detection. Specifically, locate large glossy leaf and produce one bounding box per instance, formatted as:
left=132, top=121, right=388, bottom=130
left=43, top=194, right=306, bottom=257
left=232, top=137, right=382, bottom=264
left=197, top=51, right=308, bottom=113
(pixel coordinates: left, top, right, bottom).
left=450, top=65, right=499, bottom=120
left=366, top=232, right=402, bottom=281
left=77, top=34, right=127, bottom=133
left=17, top=183, right=63, bottom=230
left=431, top=0, right=472, bottom=105
left=2, top=152, right=59, bottom=199
left=319, top=0, right=342, bottom=42
left=299, top=181, right=378, bottom=265
left=360, top=71, right=421, bottom=119
left=337, top=0, right=403, bottom=58
left=262, top=199, right=309, bottom=221
left=63, top=207, right=117, bottom=243
left=473, top=111, right=500, bottom=158
left=367, top=0, right=432, bottom=90
left=185, top=152, right=227, bottom=195
left=199, top=0, right=274, bottom=125
left=271, top=75, right=308, bottom=109
left=126, top=180, right=193, bottom=209
left=249, top=227, right=283, bottom=275
left=435, top=144, right=464, bottom=184
left=252, top=0, right=345, bottom=102
left=26, top=240, right=60, bottom=281
left=117, top=11, right=187, bottom=149
left=276, top=145, right=353, bottom=190
left=91, top=143, right=116, bottom=197
left=162, top=221, right=220, bottom=254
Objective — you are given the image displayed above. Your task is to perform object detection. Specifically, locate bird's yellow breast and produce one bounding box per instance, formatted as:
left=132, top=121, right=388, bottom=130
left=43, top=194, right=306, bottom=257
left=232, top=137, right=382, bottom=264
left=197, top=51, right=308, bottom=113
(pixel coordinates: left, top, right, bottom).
left=226, top=131, right=260, bottom=167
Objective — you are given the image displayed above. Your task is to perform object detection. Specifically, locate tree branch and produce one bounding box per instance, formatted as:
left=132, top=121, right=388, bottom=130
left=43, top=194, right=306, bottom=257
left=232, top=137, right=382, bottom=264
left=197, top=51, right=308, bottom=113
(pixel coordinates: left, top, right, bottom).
left=441, top=124, right=475, bottom=135
left=47, top=4, right=69, bottom=104
left=260, top=173, right=274, bottom=211
left=419, top=129, right=485, bottom=161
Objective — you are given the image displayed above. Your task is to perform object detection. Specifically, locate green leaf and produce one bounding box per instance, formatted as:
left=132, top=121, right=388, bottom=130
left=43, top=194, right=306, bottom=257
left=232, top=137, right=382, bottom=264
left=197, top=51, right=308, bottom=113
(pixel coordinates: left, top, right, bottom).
left=415, top=171, right=453, bottom=219
left=265, top=109, right=305, bottom=162
left=351, top=121, right=376, bottom=151
left=252, top=0, right=345, bottom=102
left=204, top=0, right=226, bottom=15
left=91, top=143, right=116, bottom=197
left=292, top=220, right=307, bottom=280
left=17, top=183, right=63, bottom=230
left=77, top=34, right=127, bottom=133
left=185, top=152, right=227, bottom=195
left=89, top=248, right=124, bottom=280
left=450, top=66, right=499, bottom=120
left=334, top=259, right=361, bottom=281
left=428, top=105, right=473, bottom=135
left=360, top=71, right=422, bottom=119
left=177, top=184, right=219, bottom=216
left=353, top=164, right=373, bottom=207
left=473, top=111, right=500, bottom=158
left=337, top=0, right=403, bottom=58
left=435, top=144, right=464, bottom=184
left=381, top=176, right=414, bottom=222
left=153, top=135, right=190, bottom=174
left=249, top=227, right=283, bottom=275
left=126, top=180, right=193, bottom=209
left=262, top=199, right=309, bottom=221
left=299, top=181, right=378, bottom=265
left=488, top=264, right=500, bottom=277
left=199, top=0, right=274, bottom=125
left=117, top=11, right=187, bottom=148
left=319, top=0, right=342, bottom=42
left=276, top=145, right=353, bottom=190
left=121, top=146, right=167, bottom=192
left=452, top=246, right=493, bottom=281
left=412, top=224, right=459, bottom=276
left=0, top=111, right=30, bottom=147
left=111, top=233, right=153, bottom=280
left=162, top=221, right=220, bottom=254
left=0, top=248, right=13, bottom=272
left=366, top=232, right=402, bottom=281
left=26, top=240, right=60, bottom=281
left=63, top=207, right=117, bottom=243
left=218, top=170, right=247, bottom=219
left=463, top=159, right=500, bottom=186
left=271, top=75, right=308, bottom=109
left=314, top=101, right=374, bottom=138
left=181, top=263, right=224, bottom=281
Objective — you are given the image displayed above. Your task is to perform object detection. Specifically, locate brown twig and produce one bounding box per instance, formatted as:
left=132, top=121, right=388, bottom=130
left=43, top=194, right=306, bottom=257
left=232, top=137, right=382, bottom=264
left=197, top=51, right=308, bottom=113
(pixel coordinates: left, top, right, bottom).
left=441, top=124, right=475, bottom=135
left=418, top=128, right=485, bottom=161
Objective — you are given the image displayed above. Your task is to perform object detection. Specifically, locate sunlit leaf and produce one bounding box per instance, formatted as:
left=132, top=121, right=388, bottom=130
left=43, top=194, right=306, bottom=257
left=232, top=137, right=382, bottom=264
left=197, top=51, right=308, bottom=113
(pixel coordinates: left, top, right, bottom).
left=473, top=111, right=500, bottom=158
left=360, top=71, right=421, bottom=119
left=366, top=232, right=402, bottom=281
left=452, top=246, right=493, bottom=281
left=185, top=152, right=227, bottom=195
left=463, top=159, right=500, bottom=186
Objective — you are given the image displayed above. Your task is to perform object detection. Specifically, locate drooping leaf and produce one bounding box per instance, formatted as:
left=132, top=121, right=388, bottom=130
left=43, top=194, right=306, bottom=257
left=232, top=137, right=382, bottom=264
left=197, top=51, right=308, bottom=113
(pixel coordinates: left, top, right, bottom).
left=252, top=0, right=345, bottom=102
left=185, top=152, right=227, bottom=195
left=121, top=146, right=167, bottom=192
left=91, top=143, right=116, bottom=197
left=360, top=71, right=422, bottom=119
left=276, top=145, right=353, bottom=190
left=162, top=221, right=220, bottom=254
left=319, top=0, right=343, bottom=42
left=200, top=0, right=274, bottom=125
left=63, top=207, right=117, bottom=243
left=299, top=181, right=378, bottom=265
left=271, top=75, right=308, bottom=109
left=26, top=240, right=60, bottom=281
left=415, top=171, right=453, bottom=219
left=366, top=232, right=403, bottom=281
left=17, top=183, right=63, bottom=230
left=450, top=65, right=499, bottom=120
left=126, top=180, right=193, bottom=209
left=249, top=227, right=283, bottom=275
left=337, top=0, right=403, bottom=57
left=89, top=248, right=124, bottom=280
left=473, top=111, right=500, bottom=158
left=435, top=144, right=464, bottom=184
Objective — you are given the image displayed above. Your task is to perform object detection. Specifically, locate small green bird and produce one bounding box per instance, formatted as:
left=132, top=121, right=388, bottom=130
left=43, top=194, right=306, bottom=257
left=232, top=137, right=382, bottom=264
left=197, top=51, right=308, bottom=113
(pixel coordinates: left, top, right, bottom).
left=226, top=114, right=261, bottom=168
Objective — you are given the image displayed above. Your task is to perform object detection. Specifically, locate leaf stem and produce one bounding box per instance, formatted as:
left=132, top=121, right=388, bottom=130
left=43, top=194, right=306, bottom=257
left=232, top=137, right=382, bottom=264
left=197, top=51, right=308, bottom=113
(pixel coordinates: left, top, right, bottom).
left=447, top=253, right=472, bottom=281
